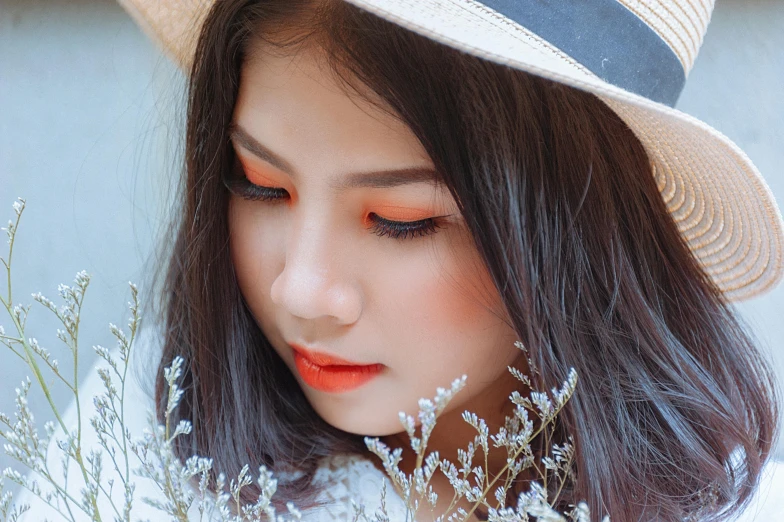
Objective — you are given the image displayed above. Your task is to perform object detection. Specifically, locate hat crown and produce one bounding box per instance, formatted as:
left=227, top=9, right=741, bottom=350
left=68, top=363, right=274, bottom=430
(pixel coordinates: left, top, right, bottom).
left=478, top=0, right=715, bottom=107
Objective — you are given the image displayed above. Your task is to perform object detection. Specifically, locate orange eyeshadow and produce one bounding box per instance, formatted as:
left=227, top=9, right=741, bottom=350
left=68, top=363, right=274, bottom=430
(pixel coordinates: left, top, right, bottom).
left=370, top=204, right=433, bottom=221
left=238, top=156, right=281, bottom=186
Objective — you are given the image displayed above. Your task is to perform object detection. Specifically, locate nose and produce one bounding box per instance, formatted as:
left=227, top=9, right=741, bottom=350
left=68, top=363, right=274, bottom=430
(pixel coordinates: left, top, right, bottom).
left=269, top=215, right=363, bottom=326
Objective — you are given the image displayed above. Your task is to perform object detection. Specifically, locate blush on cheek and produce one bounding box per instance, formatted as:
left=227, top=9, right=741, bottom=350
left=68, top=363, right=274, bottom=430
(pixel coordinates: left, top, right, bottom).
left=429, top=238, right=501, bottom=331
left=393, top=241, right=501, bottom=371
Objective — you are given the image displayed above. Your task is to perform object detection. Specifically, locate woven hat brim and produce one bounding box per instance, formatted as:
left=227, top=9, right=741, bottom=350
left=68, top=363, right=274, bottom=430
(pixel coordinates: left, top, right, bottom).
left=118, top=0, right=784, bottom=302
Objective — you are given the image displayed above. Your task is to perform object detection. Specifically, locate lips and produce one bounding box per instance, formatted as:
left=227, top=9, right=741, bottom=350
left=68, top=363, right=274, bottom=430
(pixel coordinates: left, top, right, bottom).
left=289, top=343, right=384, bottom=393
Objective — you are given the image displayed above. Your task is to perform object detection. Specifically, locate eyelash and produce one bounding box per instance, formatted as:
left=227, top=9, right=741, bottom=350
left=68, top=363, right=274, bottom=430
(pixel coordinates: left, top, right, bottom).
left=223, top=174, right=444, bottom=241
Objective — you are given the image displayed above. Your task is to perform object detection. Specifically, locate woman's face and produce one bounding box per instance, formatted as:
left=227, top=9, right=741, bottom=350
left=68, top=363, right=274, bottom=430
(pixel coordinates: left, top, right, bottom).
left=228, top=41, right=522, bottom=436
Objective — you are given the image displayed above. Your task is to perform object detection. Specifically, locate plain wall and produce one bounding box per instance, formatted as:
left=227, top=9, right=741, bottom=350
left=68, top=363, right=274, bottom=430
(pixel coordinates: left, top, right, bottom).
left=1, top=0, right=782, bottom=507
left=0, top=0, right=184, bottom=502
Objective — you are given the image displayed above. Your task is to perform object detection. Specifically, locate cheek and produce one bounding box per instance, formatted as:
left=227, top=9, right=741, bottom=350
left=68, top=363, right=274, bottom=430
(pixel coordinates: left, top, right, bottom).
left=364, top=228, right=521, bottom=432
left=228, top=199, right=280, bottom=333
left=419, top=232, right=501, bottom=337
left=381, top=228, right=514, bottom=372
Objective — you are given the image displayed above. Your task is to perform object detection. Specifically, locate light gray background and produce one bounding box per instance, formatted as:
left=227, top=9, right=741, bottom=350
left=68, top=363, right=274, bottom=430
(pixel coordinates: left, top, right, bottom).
left=0, top=0, right=782, bottom=506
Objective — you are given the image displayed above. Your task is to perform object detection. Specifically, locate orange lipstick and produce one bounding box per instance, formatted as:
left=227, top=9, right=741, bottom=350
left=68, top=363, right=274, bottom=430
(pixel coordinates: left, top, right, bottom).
left=289, top=343, right=384, bottom=393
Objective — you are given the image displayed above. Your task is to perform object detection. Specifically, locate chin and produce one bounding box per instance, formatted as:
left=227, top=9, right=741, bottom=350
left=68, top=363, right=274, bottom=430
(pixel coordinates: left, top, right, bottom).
left=316, top=404, right=403, bottom=438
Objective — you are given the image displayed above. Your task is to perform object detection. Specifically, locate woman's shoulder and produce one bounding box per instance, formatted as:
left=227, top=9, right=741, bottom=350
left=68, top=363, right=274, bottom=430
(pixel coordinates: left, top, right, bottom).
left=300, top=452, right=410, bottom=521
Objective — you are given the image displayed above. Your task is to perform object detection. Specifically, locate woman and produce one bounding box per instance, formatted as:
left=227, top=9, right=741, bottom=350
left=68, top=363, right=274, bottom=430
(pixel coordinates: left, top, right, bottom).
left=19, top=0, right=784, bottom=520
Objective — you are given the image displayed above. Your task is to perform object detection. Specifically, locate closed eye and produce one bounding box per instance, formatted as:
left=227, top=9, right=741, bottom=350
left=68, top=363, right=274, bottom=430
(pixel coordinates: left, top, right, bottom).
left=223, top=162, right=449, bottom=241
left=224, top=175, right=286, bottom=202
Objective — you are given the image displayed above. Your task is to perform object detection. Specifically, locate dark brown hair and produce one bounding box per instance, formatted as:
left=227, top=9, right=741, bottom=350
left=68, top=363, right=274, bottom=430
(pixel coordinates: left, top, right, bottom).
left=151, top=0, right=781, bottom=520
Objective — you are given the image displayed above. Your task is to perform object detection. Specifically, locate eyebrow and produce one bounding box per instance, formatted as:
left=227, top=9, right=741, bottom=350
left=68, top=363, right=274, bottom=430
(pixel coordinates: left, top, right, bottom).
left=228, top=123, right=444, bottom=191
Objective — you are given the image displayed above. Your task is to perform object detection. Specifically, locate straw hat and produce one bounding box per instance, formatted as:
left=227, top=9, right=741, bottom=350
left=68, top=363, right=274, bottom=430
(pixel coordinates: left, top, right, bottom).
left=118, top=0, right=784, bottom=302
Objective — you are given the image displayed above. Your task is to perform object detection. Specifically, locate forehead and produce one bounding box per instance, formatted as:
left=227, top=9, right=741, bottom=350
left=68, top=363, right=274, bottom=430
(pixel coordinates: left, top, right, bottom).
left=232, top=41, right=434, bottom=179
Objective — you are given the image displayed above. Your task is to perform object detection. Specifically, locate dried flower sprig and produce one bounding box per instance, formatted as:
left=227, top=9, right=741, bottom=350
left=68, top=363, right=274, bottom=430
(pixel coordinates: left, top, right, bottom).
left=128, top=355, right=303, bottom=522
left=0, top=197, right=607, bottom=522
left=360, top=347, right=600, bottom=522
left=0, top=198, right=306, bottom=522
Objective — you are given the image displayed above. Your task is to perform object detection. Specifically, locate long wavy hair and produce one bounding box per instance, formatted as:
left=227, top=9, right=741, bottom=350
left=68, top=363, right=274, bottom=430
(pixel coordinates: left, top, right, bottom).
left=151, top=0, right=781, bottom=520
